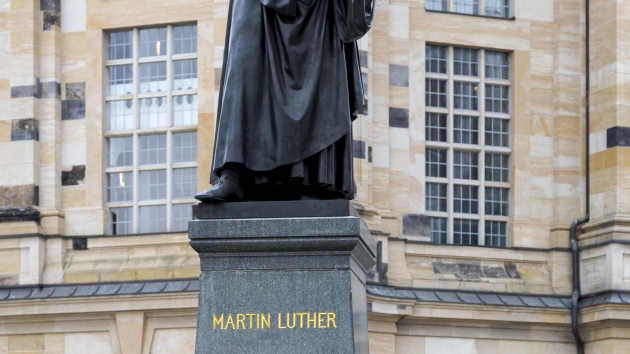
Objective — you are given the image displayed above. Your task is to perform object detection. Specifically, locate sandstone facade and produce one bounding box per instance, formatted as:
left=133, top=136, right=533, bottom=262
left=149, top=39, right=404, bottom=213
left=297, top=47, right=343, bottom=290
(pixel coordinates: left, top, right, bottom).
left=0, top=0, right=627, bottom=353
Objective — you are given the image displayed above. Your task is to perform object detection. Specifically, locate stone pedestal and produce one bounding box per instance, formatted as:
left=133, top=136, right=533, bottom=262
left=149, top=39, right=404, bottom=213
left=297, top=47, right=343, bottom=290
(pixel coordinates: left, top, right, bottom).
left=188, top=200, right=376, bottom=354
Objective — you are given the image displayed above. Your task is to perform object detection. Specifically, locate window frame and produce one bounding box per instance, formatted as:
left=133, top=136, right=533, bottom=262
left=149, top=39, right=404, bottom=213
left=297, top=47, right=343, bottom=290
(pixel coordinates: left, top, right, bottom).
left=425, top=44, right=512, bottom=247
left=104, top=24, right=199, bottom=235
left=425, top=0, right=513, bottom=19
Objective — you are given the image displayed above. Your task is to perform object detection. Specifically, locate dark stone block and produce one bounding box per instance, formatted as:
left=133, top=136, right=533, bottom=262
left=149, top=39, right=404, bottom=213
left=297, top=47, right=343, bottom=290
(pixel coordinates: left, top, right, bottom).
left=433, top=262, right=458, bottom=274
left=72, top=238, right=88, bottom=250
left=62, top=165, right=86, bottom=186
left=196, top=200, right=359, bottom=220
left=368, top=146, right=372, bottom=163
left=0, top=206, right=40, bottom=222
left=214, top=68, right=222, bottom=91
left=11, top=118, right=39, bottom=141
left=0, top=186, right=39, bottom=208
left=41, top=81, right=61, bottom=99
left=389, top=65, right=409, bottom=87
left=482, top=266, right=507, bottom=278
left=61, top=99, right=85, bottom=120
left=361, top=72, right=368, bottom=93
left=43, top=11, right=60, bottom=31
left=10, top=84, right=39, bottom=99
left=607, top=126, right=630, bottom=148
left=359, top=50, right=367, bottom=68
left=40, top=0, right=60, bottom=11
left=402, top=214, right=430, bottom=237
left=65, top=82, right=85, bottom=100
left=455, top=263, right=483, bottom=281
left=353, top=140, right=366, bottom=159
left=504, top=262, right=521, bottom=279
left=389, top=107, right=409, bottom=128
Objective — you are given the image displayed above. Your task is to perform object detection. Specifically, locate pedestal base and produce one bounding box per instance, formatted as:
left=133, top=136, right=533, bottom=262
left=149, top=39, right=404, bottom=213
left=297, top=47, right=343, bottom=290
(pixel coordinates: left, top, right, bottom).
left=188, top=200, right=376, bottom=354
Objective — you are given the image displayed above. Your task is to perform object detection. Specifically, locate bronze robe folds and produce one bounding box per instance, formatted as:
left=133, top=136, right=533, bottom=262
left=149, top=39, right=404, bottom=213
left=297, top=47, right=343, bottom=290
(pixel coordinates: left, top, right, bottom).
left=211, top=0, right=374, bottom=199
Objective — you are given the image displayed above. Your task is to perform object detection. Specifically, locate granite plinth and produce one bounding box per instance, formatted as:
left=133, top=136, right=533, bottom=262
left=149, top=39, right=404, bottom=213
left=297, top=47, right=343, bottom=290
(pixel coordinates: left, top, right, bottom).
left=194, top=199, right=360, bottom=219
left=188, top=201, right=376, bottom=354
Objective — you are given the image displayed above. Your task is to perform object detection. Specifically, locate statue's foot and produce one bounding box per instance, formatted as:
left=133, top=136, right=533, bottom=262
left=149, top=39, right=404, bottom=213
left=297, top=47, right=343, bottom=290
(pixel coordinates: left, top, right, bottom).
left=194, top=175, right=245, bottom=203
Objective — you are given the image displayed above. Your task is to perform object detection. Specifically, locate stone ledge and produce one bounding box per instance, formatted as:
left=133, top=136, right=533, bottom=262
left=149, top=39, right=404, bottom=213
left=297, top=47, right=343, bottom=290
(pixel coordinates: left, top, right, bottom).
left=0, top=207, right=40, bottom=223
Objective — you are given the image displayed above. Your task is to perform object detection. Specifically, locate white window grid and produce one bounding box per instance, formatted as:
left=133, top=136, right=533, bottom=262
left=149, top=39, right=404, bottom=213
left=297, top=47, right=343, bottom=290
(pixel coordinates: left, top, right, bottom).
left=485, top=84, right=510, bottom=113
left=485, top=51, right=510, bottom=79
left=426, top=0, right=512, bottom=18
left=425, top=44, right=512, bottom=247
left=426, top=183, right=448, bottom=212
left=426, top=78, right=448, bottom=108
left=485, top=187, right=509, bottom=216
left=139, top=62, right=167, bottom=94
left=454, top=115, right=479, bottom=144
left=454, top=184, right=478, bottom=214
left=454, top=219, right=479, bottom=245
left=104, top=24, right=198, bottom=235
left=485, top=118, right=510, bottom=147
left=454, top=150, right=478, bottom=180
left=485, top=220, right=507, bottom=247
left=454, top=48, right=479, bottom=76
left=454, top=81, right=479, bottom=110
left=485, top=153, right=509, bottom=183
left=426, top=113, right=447, bottom=142
left=426, top=148, right=448, bottom=178
left=426, top=45, right=448, bottom=74
left=430, top=217, right=448, bottom=244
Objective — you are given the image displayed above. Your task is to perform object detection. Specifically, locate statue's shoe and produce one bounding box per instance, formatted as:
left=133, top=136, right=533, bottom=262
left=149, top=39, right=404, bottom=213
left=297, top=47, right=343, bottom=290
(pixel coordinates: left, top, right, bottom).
left=194, top=175, right=245, bottom=203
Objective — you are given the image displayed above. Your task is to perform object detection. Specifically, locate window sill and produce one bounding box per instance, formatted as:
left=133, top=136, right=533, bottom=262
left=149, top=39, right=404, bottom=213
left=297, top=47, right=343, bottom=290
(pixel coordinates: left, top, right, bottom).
left=425, top=9, right=516, bottom=21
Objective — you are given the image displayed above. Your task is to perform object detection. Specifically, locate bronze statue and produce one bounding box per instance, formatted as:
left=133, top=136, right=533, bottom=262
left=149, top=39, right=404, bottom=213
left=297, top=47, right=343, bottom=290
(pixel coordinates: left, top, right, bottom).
left=195, top=0, right=374, bottom=202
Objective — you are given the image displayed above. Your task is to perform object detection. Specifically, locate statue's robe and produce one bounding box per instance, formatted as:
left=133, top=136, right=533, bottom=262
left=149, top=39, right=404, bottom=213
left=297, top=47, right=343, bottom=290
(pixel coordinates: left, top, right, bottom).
left=211, top=0, right=374, bottom=199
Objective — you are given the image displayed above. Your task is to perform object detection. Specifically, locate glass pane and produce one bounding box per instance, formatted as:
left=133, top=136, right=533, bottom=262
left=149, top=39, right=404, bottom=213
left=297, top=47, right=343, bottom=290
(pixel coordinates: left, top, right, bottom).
left=139, top=134, right=167, bottom=165
left=106, top=137, right=133, bottom=167
left=109, top=207, right=132, bottom=235
left=139, top=169, right=167, bottom=200
left=485, top=0, right=510, bottom=18
left=139, top=62, right=167, bottom=94
left=426, top=45, right=447, bottom=74
left=426, top=113, right=447, bottom=142
left=107, top=65, right=133, bottom=96
left=430, top=217, right=448, bottom=244
left=173, top=132, right=198, bottom=163
left=139, top=205, right=167, bottom=233
left=454, top=81, right=479, bottom=110
left=173, top=167, right=197, bottom=199
left=454, top=116, right=479, bottom=144
left=173, top=204, right=193, bottom=232
left=140, top=97, right=167, bottom=128
left=173, top=95, right=198, bottom=126
left=426, top=79, right=447, bottom=108
left=453, top=0, right=479, bottom=14
left=426, top=149, right=447, bottom=178
left=454, top=219, right=479, bottom=245
left=106, top=172, right=133, bottom=202
left=173, top=59, right=198, bottom=91
left=140, top=27, right=167, bottom=57
left=426, top=0, right=447, bottom=11
left=107, top=30, right=133, bottom=60
left=173, top=24, right=198, bottom=55
left=106, top=100, right=134, bottom=131
left=454, top=48, right=479, bottom=77
left=485, top=51, right=510, bottom=79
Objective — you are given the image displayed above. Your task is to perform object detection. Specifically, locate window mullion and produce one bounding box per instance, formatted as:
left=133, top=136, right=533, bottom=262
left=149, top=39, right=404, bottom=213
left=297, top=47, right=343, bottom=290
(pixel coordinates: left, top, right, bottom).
left=132, top=28, right=140, bottom=235
left=478, top=49, right=486, bottom=246
left=447, top=46, right=455, bottom=245
left=166, top=25, right=174, bottom=232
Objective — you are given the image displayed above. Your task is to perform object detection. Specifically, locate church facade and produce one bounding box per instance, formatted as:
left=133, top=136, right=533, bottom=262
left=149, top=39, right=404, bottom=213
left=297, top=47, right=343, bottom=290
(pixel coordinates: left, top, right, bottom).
left=0, top=0, right=627, bottom=352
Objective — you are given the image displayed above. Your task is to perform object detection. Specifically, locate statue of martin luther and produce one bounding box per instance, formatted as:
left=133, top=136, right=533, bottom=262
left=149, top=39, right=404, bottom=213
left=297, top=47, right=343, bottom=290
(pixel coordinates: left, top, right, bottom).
left=195, top=0, right=375, bottom=202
